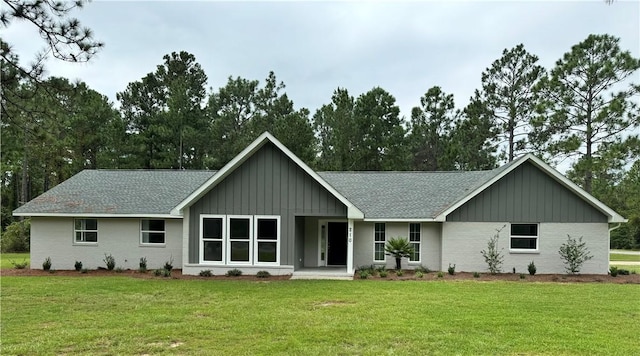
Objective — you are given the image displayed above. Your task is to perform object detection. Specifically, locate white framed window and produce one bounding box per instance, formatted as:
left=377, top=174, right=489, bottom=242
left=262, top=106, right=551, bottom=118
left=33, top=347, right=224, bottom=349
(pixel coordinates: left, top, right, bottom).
left=374, top=223, right=386, bottom=262
left=510, top=223, right=538, bottom=252
left=75, top=219, right=98, bottom=243
left=409, top=223, right=421, bottom=262
left=255, top=216, right=280, bottom=265
left=140, top=219, right=165, bottom=245
left=201, top=215, right=225, bottom=263
left=227, top=215, right=253, bottom=264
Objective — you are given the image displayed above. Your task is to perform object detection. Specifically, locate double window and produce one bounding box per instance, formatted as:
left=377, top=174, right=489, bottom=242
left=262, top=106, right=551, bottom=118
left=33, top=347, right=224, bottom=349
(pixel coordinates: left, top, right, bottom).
left=200, top=215, right=280, bottom=265
left=75, top=219, right=98, bottom=243
left=409, top=223, right=421, bottom=262
left=510, top=223, right=538, bottom=251
left=141, top=219, right=166, bottom=245
left=374, top=223, right=386, bottom=262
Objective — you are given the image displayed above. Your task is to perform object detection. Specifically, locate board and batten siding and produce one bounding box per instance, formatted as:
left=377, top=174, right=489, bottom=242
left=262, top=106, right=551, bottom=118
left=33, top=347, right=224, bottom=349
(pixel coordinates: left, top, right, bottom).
left=446, top=162, right=607, bottom=223
left=188, top=142, right=347, bottom=265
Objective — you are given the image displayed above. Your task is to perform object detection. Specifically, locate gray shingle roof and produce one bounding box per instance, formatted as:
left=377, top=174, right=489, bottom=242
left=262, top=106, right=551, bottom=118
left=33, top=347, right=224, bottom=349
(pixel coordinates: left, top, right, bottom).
left=319, top=168, right=507, bottom=219
left=13, top=170, right=216, bottom=215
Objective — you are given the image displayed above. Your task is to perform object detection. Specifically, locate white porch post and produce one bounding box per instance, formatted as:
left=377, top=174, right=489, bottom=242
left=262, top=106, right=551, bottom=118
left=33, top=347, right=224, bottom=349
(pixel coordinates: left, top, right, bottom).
left=347, top=219, right=354, bottom=274
left=181, top=208, right=190, bottom=270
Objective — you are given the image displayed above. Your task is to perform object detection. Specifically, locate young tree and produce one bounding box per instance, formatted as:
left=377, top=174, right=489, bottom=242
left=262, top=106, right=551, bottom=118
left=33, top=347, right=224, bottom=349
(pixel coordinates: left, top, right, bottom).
left=532, top=34, right=640, bottom=193
left=384, top=237, right=414, bottom=270
left=480, top=225, right=506, bottom=274
left=558, top=235, right=593, bottom=274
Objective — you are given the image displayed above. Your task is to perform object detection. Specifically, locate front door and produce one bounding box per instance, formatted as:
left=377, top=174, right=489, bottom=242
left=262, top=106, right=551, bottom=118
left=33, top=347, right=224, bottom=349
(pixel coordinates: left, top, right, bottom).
left=327, top=222, right=347, bottom=265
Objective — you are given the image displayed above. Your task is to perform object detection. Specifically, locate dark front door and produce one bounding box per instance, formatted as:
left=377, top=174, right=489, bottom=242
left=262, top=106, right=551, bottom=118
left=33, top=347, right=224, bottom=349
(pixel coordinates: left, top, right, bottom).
left=327, top=222, right=347, bottom=265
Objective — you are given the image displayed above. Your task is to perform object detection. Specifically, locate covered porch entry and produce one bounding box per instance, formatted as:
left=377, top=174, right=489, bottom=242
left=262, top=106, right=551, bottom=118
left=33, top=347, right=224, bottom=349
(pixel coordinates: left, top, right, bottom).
left=294, top=217, right=355, bottom=278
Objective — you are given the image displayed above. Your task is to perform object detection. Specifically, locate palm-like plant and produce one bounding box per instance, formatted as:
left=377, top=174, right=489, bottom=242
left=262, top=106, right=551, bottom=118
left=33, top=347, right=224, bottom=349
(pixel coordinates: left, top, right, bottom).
left=385, top=237, right=414, bottom=270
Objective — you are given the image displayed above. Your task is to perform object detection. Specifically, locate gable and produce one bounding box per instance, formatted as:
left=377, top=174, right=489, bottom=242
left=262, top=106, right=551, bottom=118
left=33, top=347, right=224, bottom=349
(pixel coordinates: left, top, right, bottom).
left=446, top=161, right=608, bottom=223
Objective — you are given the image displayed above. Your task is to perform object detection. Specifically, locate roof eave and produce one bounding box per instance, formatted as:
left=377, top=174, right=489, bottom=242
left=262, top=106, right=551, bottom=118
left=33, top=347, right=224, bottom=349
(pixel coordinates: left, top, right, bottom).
left=13, top=212, right=183, bottom=219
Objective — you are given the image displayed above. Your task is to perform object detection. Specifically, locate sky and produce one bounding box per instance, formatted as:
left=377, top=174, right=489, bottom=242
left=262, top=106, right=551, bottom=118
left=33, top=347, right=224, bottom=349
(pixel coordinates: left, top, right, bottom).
left=3, top=0, right=640, bottom=120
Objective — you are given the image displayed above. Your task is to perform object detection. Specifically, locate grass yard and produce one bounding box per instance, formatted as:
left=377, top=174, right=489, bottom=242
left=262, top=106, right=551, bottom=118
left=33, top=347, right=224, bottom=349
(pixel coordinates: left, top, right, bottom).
left=0, top=252, right=29, bottom=269
left=610, top=253, right=640, bottom=262
left=611, top=264, right=640, bottom=274
left=2, top=277, right=639, bottom=355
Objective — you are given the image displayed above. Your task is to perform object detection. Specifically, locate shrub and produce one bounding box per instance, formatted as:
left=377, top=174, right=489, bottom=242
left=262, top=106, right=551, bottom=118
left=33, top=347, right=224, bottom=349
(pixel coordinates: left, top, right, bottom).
left=618, top=269, right=630, bottom=276
left=376, top=265, right=387, bottom=273
left=415, top=271, right=424, bottom=278
left=357, top=265, right=376, bottom=276
left=0, top=219, right=30, bottom=253
left=359, top=270, right=370, bottom=279
left=480, top=225, right=505, bottom=274
left=42, top=257, right=52, bottom=271
left=153, top=269, right=163, bottom=276
left=437, top=271, right=444, bottom=278
left=558, top=235, right=592, bottom=274
left=448, top=263, right=456, bottom=275
left=103, top=254, right=116, bottom=271
left=163, top=256, right=174, bottom=271
left=199, top=270, right=213, bottom=277
left=395, top=270, right=404, bottom=277
left=519, top=273, right=526, bottom=279
left=610, top=266, right=618, bottom=277
left=226, top=268, right=242, bottom=277
left=528, top=261, right=537, bottom=276
left=256, top=270, right=271, bottom=278
left=379, top=270, right=388, bottom=278
left=384, top=237, right=414, bottom=270
left=415, top=265, right=431, bottom=273
left=115, top=267, right=124, bottom=273
left=74, top=261, right=83, bottom=271
left=139, top=257, right=147, bottom=272
left=161, top=268, right=171, bottom=277
left=10, top=259, right=28, bottom=269
left=473, top=272, right=480, bottom=278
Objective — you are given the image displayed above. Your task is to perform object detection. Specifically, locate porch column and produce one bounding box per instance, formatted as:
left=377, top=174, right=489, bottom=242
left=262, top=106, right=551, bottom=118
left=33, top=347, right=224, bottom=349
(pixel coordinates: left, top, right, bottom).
left=347, top=219, right=354, bottom=274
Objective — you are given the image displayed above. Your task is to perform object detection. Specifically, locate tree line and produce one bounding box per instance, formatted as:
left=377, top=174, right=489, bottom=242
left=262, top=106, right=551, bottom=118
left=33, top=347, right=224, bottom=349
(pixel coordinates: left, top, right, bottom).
left=2, top=33, right=639, bottom=249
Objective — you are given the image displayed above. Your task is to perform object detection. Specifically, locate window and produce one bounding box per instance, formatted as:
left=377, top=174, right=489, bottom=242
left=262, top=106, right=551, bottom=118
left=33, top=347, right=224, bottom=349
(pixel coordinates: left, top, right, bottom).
left=374, top=223, right=386, bottom=262
left=202, top=216, right=225, bottom=262
left=141, top=219, right=165, bottom=244
left=199, top=215, right=280, bottom=265
left=75, top=219, right=97, bottom=243
left=409, top=223, right=421, bottom=262
left=510, top=223, right=538, bottom=251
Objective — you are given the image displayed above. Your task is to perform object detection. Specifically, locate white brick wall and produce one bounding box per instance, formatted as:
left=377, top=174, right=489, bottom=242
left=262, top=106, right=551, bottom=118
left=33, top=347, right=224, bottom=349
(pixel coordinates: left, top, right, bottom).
left=30, top=217, right=183, bottom=270
left=442, top=222, right=609, bottom=274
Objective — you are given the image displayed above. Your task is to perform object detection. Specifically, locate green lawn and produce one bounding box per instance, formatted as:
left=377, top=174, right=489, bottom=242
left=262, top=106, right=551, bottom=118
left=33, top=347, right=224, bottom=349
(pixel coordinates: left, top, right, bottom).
left=2, top=277, right=639, bottom=355
left=0, top=252, right=29, bottom=269
left=611, top=264, right=640, bottom=274
left=610, top=253, right=640, bottom=262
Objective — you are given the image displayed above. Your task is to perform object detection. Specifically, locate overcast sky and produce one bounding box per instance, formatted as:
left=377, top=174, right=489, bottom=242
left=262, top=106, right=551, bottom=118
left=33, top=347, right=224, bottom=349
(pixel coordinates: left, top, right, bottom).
left=4, top=0, right=640, bottom=118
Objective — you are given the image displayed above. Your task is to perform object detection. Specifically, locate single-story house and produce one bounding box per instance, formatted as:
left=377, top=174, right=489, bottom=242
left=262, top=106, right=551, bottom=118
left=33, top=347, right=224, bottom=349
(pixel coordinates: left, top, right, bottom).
left=13, top=132, right=625, bottom=275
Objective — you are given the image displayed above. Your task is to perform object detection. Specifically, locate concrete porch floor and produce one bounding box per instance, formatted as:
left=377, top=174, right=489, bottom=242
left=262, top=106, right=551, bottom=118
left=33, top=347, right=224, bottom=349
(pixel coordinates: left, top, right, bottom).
left=290, top=267, right=354, bottom=280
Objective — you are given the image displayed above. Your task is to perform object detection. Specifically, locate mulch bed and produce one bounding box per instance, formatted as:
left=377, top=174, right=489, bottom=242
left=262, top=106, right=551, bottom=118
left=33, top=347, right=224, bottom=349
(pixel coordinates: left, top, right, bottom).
left=2, top=268, right=639, bottom=283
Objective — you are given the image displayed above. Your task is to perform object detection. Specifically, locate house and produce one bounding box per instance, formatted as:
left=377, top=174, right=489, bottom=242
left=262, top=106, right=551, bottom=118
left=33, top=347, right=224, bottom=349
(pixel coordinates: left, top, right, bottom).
left=13, top=132, right=625, bottom=275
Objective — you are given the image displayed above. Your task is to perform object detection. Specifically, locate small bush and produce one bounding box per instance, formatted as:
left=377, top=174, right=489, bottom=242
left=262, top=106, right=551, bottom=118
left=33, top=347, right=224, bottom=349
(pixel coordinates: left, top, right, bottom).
left=139, top=257, right=147, bottom=271
left=115, top=267, right=124, bottom=273
left=480, top=225, right=505, bottom=274
left=473, top=272, right=480, bottom=278
left=357, top=265, right=376, bottom=276
left=528, top=261, right=537, bottom=276
left=415, top=271, right=424, bottom=278
left=359, top=270, right=370, bottom=279
left=256, top=270, right=271, bottom=278
left=42, top=257, right=52, bottom=271
left=226, top=268, right=242, bottom=277
left=558, top=235, right=592, bottom=274
left=164, top=256, right=174, bottom=271
left=153, top=269, right=163, bottom=276
left=379, top=270, right=388, bottom=278
left=48, top=269, right=56, bottom=274
left=415, top=265, right=431, bottom=273
left=395, top=270, right=404, bottom=277
left=618, top=269, right=630, bottom=276
left=161, top=268, right=171, bottom=277
left=80, top=268, right=88, bottom=274
left=74, top=261, right=83, bottom=271
left=376, top=265, right=387, bottom=273
left=10, top=259, right=28, bottom=269
left=512, top=267, right=516, bottom=274
left=103, top=254, right=116, bottom=270
left=448, top=263, right=456, bottom=275
left=199, top=270, right=213, bottom=277
left=519, top=273, right=526, bottom=279
left=0, top=219, right=30, bottom=253
left=610, top=266, right=619, bottom=277
left=437, top=271, right=444, bottom=278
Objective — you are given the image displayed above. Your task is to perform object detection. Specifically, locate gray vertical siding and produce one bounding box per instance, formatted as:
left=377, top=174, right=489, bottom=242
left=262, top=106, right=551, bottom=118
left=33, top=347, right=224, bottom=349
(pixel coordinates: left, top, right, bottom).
left=188, top=143, right=347, bottom=264
left=447, top=162, right=607, bottom=223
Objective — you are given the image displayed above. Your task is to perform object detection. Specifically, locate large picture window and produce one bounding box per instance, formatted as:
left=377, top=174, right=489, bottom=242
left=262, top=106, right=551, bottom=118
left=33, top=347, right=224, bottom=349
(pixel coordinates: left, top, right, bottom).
left=141, top=219, right=165, bottom=244
left=199, top=215, right=280, bottom=265
left=510, top=223, right=538, bottom=251
left=409, top=223, right=421, bottom=262
left=75, top=219, right=98, bottom=243
left=374, top=223, right=386, bottom=262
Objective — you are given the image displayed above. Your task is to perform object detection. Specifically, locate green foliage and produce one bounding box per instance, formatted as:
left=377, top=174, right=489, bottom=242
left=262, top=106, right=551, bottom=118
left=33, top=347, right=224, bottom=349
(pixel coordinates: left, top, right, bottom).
left=199, top=270, right=213, bottom=277
left=519, top=274, right=526, bottom=280
left=395, top=270, right=404, bottom=277
left=473, top=272, right=480, bottom=278
left=10, top=259, right=28, bottom=269
left=558, top=235, right=593, bottom=274
left=1, top=219, right=30, bottom=252
left=153, top=268, right=171, bottom=277
left=415, top=271, right=424, bottom=278
left=414, top=265, right=431, bottom=273
left=256, top=270, right=271, bottom=278
left=80, top=268, right=88, bottom=274
left=358, top=270, right=370, bottom=279
left=384, top=237, right=414, bottom=270
left=437, top=271, right=445, bottom=278
left=480, top=226, right=505, bottom=274
left=115, top=267, right=124, bottom=273
left=379, top=270, right=388, bottom=278
left=103, top=254, right=116, bottom=271
left=74, top=261, right=83, bottom=271
left=609, top=266, right=618, bottom=277
left=357, top=265, right=377, bottom=276
left=447, top=264, right=456, bottom=275
left=153, top=269, right=163, bottom=277
left=528, top=261, right=537, bottom=276
left=226, top=269, right=242, bottom=277
left=139, top=257, right=147, bottom=273
left=42, top=257, right=51, bottom=271
left=163, top=256, right=174, bottom=271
